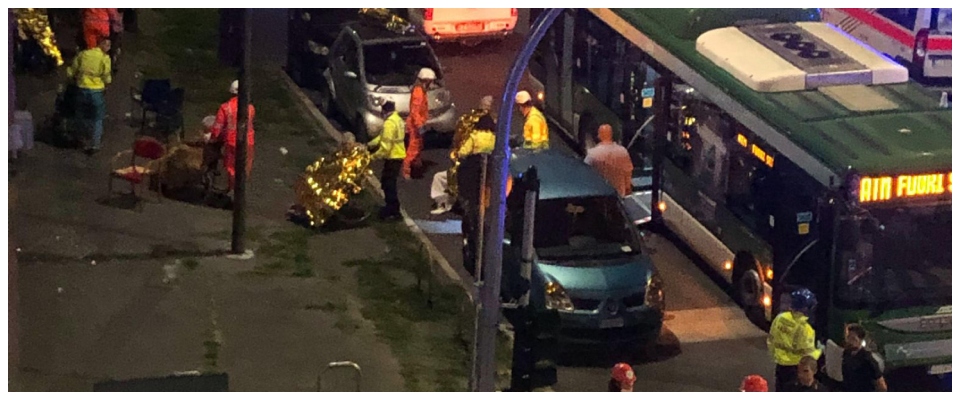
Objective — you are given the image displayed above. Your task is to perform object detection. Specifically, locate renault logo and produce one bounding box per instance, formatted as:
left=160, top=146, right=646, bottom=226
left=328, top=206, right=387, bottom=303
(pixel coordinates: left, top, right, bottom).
left=607, top=301, right=619, bottom=315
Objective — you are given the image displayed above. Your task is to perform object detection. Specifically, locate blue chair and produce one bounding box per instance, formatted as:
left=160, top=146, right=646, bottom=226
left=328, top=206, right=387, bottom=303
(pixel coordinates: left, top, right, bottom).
left=130, top=78, right=171, bottom=132
left=155, top=88, right=185, bottom=139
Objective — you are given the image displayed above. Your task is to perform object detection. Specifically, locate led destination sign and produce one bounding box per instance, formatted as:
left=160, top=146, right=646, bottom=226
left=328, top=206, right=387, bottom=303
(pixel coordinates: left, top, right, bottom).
left=859, top=172, right=952, bottom=204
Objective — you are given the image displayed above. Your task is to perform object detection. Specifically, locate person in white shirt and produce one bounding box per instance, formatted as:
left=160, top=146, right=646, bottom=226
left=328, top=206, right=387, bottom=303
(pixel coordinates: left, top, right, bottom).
left=584, top=124, right=633, bottom=197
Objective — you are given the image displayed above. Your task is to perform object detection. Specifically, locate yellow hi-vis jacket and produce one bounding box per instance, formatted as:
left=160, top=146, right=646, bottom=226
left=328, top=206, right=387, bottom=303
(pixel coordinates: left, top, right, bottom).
left=522, top=107, right=549, bottom=150
left=767, top=311, right=822, bottom=366
left=67, top=47, right=112, bottom=90
left=369, top=112, right=406, bottom=160
left=457, top=129, right=495, bottom=157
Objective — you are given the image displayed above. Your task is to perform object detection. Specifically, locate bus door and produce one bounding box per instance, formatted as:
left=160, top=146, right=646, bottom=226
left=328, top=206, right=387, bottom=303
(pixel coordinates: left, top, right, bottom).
left=621, top=46, right=658, bottom=178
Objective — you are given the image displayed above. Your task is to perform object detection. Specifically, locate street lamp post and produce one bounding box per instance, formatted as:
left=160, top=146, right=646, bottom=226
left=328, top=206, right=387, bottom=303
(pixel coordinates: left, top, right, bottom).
left=471, top=8, right=563, bottom=392
left=231, top=8, right=252, bottom=255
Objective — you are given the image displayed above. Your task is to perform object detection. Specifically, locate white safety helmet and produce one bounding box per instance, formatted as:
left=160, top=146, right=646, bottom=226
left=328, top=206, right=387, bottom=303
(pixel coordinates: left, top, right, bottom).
left=229, top=80, right=239, bottom=95
left=417, top=67, right=436, bottom=81
left=515, top=90, right=532, bottom=105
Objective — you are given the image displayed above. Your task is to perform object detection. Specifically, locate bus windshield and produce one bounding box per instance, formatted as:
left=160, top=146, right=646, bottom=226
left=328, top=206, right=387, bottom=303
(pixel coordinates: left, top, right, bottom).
left=836, top=205, right=952, bottom=310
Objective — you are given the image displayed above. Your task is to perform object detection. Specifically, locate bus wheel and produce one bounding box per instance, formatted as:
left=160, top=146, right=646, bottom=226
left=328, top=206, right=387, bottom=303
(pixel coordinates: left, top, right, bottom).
left=733, top=254, right=765, bottom=323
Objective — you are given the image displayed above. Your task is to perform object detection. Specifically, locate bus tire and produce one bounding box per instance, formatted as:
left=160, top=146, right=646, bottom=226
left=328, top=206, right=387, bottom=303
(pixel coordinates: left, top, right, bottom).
left=732, top=252, right=765, bottom=323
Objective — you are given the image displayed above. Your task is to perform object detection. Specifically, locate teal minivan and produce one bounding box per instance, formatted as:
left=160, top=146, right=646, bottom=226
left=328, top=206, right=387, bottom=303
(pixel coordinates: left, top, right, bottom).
left=501, top=150, right=664, bottom=348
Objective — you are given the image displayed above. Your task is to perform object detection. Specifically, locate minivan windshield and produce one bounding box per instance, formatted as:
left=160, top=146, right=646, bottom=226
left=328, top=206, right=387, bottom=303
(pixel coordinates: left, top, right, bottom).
left=362, top=42, right=441, bottom=86
left=534, top=196, right=641, bottom=261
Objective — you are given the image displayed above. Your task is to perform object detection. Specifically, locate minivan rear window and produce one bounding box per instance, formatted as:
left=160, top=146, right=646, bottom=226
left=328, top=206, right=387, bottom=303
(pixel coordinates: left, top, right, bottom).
left=534, top=196, right=641, bottom=261
left=362, top=42, right=441, bottom=86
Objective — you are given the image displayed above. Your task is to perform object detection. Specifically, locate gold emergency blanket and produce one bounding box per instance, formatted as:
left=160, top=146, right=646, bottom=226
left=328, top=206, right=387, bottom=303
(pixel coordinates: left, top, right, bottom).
left=358, top=8, right=415, bottom=35
left=160, top=143, right=204, bottom=190
left=14, top=8, right=64, bottom=66
left=447, top=108, right=490, bottom=198
left=294, top=142, right=374, bottom=227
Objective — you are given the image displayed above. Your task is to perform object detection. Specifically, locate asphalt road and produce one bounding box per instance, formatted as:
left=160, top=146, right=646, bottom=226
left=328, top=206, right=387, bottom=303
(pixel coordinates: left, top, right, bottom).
left=299, top=31, right=774, bottom=391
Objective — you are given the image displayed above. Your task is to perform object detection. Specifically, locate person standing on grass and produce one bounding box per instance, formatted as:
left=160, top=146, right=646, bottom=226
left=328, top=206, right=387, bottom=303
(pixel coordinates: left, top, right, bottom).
left=368, top=101, right=406, bottom=220
left=210, top=80, right=256, bottom=192
left=67, top=38, right=111, bottom=154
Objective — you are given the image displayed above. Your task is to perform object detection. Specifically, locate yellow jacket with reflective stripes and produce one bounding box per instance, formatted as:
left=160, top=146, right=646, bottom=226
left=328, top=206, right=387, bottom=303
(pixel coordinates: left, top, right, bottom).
left=67, top=48, right=112, bottom=90
left=767, top=311, right=822, bottom=366
left=522, top=107, right=549, bottom=150
left=458, top=129, right=495, bottom=157
left=369, top=112, right=406, bottom=160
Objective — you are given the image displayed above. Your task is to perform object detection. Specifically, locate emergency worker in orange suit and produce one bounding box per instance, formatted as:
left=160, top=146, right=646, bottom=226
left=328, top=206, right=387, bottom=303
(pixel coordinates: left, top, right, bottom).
left=210, top=80, right=256, bottom=192
left=82, top=8, right=121, bottom=49
left=403, top=67, right=435, bottom=179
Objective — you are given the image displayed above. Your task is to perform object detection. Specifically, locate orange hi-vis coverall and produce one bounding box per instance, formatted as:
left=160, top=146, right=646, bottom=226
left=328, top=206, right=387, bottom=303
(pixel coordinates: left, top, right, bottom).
left=82, top=8, right=120, bottom=49
left=403, top=83, right=429, bottom=177
left=211, top=97, right=256, bottom=190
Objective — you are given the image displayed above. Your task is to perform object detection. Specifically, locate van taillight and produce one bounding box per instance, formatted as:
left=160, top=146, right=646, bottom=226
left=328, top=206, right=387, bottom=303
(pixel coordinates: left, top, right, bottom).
left=510, top=8, right=518, bottom=17
left=424, top=8, right=434, bottom=21
left=913, top=28, right=930, bottom=66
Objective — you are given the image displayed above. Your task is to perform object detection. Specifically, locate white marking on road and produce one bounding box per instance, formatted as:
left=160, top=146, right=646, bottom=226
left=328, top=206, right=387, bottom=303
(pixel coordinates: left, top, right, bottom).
left=412, top=219, right=462, bottom=235
left=663, top=306, right=767, bottom=344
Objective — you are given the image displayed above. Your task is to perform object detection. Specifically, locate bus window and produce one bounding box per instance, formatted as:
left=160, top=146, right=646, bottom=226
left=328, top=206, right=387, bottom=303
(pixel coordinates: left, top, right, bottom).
left=877, top=8, right=919, bottom=31
left=573, top=10, right=622, bottom=112
left=934, top=8, right=952, bottom=34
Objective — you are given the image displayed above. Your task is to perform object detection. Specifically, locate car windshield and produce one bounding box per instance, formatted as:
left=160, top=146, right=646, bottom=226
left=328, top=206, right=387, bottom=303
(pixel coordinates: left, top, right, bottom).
left=534, top=196, right=641, bottom=261
left=362, top=42, right=441, bottom=86
left=836, top=205, right=952, bottom=309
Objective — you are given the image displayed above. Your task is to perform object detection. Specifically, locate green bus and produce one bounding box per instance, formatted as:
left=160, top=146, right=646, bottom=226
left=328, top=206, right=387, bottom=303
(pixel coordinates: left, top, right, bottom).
left=526, top=8, right=951, bottom=387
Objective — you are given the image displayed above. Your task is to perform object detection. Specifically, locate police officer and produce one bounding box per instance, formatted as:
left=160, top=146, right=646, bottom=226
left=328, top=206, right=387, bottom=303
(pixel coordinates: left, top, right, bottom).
left=767, top=288, right=822, bottom=392
left=368, top=101, right=406, bottom=220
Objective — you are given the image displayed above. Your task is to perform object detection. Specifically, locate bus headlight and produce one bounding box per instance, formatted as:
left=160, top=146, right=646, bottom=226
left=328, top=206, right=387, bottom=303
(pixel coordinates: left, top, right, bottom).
left=644, top=273, right=665, bottom=311
left=545, top=281, right=574, bottom=311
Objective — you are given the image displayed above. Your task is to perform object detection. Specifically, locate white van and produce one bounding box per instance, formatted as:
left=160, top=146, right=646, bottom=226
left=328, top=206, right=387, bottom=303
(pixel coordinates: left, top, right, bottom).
left=403, top=8, right=517, bottom=46
left=822, top=8, right=952, bottom=80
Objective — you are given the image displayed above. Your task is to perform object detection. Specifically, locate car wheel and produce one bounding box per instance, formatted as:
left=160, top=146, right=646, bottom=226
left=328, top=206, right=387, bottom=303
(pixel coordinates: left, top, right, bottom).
left=287, top=57, right=303, bottom=86
left=353, top=115, right=370, bottom=144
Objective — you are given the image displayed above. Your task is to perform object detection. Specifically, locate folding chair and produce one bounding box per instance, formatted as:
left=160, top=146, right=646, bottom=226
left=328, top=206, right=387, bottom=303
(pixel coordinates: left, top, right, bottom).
left=130, top=78, right=171, bottom=132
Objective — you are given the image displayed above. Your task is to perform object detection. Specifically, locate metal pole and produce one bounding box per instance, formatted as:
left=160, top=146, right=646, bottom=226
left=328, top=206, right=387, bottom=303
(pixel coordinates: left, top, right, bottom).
left=518, top=167, right=538, bottom=308
left=472, top=8, right=563, bottom=392
left=650, top=74, right=672, bottom=226
left=231, top=8, right=251, bottom=254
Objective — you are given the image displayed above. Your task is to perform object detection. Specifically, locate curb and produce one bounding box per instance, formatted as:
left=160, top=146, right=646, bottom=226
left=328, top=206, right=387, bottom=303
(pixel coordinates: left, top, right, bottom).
left=278, top=69, right=477, bottom=302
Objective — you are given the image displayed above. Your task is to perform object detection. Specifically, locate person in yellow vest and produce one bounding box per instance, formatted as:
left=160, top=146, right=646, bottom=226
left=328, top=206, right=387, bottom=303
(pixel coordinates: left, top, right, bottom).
left=515, top=90, right=549, bottom=150
left=368, top=101, right=406, bottom=220
left=767, top=288, right=822, bottom=392
left=67, top=38, right=112, bottom=153
left=429, top=113, right=497, bottom=215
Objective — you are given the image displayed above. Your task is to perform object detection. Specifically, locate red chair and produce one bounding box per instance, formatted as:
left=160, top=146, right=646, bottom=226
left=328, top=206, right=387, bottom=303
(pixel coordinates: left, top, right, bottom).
left=109, top=136, right=166, bottom=206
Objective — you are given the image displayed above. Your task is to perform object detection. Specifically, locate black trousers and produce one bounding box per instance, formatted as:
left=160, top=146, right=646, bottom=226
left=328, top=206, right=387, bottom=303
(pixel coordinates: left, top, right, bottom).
left=775, top=364, right=798, bottom=392
left=380, top=159, right=402, bottom=218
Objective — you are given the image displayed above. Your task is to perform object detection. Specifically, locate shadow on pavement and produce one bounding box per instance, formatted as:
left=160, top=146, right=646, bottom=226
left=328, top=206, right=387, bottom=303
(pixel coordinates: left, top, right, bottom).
left=557, top=327, right=683, bottom=368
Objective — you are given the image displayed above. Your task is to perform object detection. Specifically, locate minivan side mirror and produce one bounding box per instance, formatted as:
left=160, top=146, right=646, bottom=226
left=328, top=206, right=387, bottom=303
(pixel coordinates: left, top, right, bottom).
left=344, top=71, right=358, bottom=80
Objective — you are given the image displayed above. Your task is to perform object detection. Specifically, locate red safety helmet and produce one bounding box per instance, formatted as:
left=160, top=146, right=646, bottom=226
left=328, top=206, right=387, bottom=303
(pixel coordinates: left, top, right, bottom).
left=740, top=375, right=768, bottom=392
left=611, top=363, right=636, bottom=385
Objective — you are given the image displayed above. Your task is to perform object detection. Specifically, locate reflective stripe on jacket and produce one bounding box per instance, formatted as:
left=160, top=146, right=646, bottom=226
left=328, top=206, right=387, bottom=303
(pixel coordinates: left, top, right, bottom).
left=407, top=84, right=429, bottom=129
left=211, top=97, right=256, bottom=147
left=370, top=112, right=407, bottom=160
left=457, top=129, right=495, bottom=157
left=767, top=311, right=822, bottom=366
left=67, top=48, right=112, bottom=90
left=522, top=107, right=549, bottom=150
